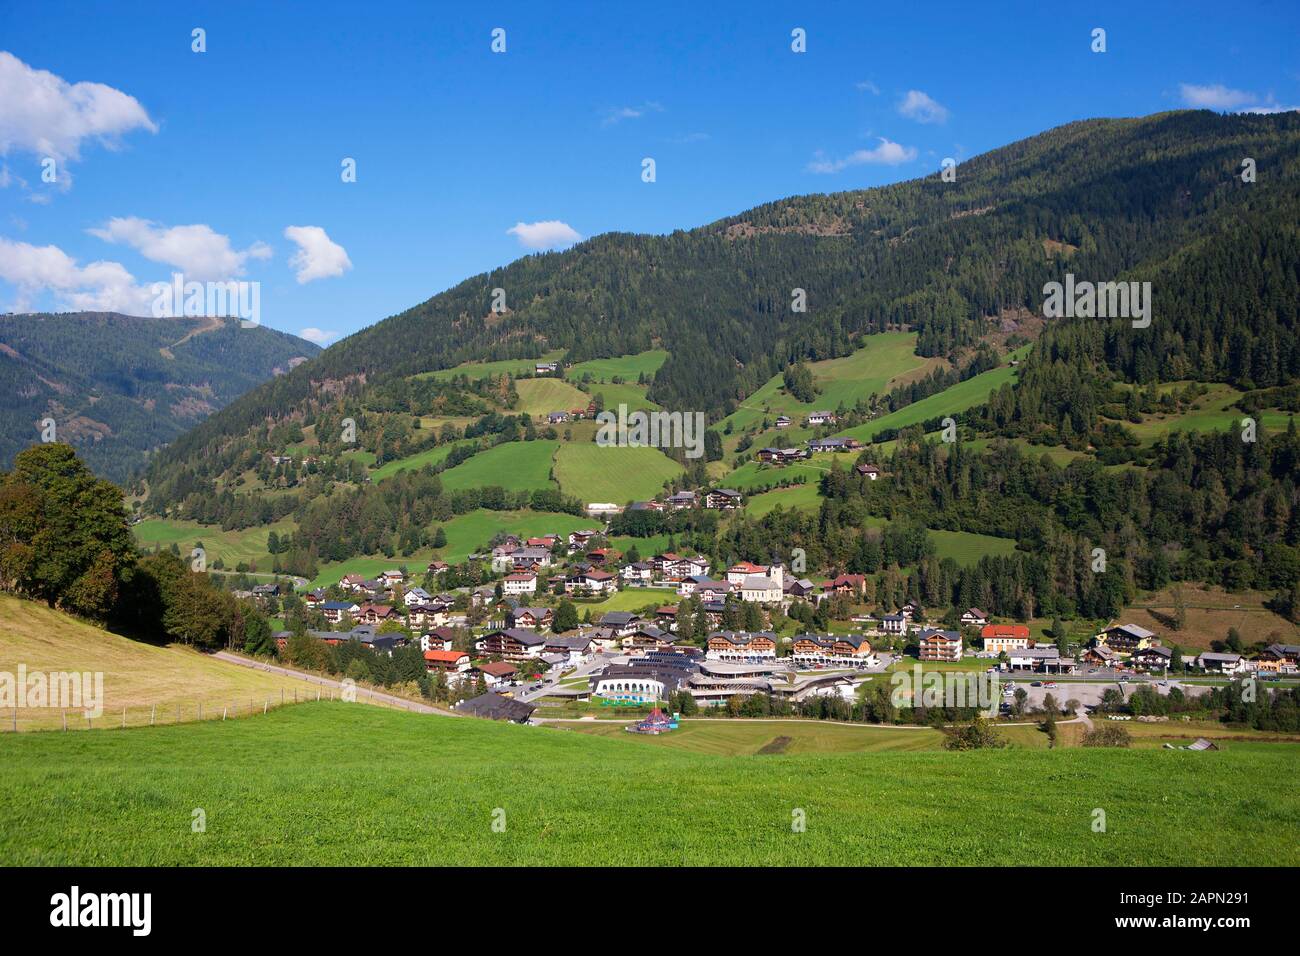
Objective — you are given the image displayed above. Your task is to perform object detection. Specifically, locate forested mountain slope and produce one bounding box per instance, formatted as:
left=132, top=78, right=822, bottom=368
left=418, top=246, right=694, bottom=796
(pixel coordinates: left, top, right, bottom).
left=0, top=313, right=319, bottom=482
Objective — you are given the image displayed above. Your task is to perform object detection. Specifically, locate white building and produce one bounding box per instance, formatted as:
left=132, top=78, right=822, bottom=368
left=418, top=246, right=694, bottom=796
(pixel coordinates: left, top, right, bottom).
left=503, top=572, right=537, bottom=596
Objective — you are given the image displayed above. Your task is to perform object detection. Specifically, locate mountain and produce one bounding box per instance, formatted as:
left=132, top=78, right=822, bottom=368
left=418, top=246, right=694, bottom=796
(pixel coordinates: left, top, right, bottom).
left=0, top=312, right=320, bottom=483
left=126, top=110, right=1300, bottom=590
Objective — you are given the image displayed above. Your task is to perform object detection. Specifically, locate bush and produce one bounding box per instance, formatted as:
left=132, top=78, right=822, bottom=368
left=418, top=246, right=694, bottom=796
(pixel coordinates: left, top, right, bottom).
left=943, top=716, right=1008, bottom=750
left=1081, top=724, right=1132, bottom=748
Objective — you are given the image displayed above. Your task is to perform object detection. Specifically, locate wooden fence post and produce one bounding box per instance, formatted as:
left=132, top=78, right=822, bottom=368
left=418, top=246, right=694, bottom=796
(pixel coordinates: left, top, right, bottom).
left=122, top=705, right=126, bottom=729
left=62, top=711, right=67, bottom=732
left=150, top=703, right=155, bottom=726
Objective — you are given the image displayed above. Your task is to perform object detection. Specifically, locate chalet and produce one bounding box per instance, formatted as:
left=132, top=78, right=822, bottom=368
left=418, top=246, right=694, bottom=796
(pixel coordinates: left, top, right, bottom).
left=503, top=572, right=537, bottom=596
left=790, top=634, right=876, bottom=668
left=565, top=569, right=618, bottom=595
left=1097, top=623, right=1158, bottom=652
left=599, top=611, right=642, bottom=636
left=695, top=582, right=734, bottom=604
left=1197, top=652, right=1244, bottom=674
left=423, top=649, right=471, bottom=674
left=568, top=530, right=600, bottom=551
left=664, top=554, right=710, bottom=580
left=623, top=626, right=675, bottom=653
left=741, top=575, right=783, bottom=605
left=457, top=692, right=535, bottom=723
left=655, top=605, right=678, bottom=628
left=586, top=547, right=621, bottom=566
left=621, top=561, right=655, bottom=583
left=303, top=588, right=327, bottom=607
left=704, top=489, right=744, bottom=510
left=251, top=583, right=280, bottom=599
left=380, top=569, right=406, bottom=588
left=806, top=411, right=836, bottom=426
left=509, top=606, right=553, bottom=629
left=470, top=585, right=497, bottom=608
left=822, top=574, right=868, bottom=599
left=479, top=628, right=547, bottom=661
left=403, top=587, right=432, bottom=607
left=1130, top=645, right=1174, bottom=671
left=426, top=560, right=449, bottom=575
left=774, top=416, right=792, bottom=428
left=1081, top=644, right=1121, bottom=667
left=544, top=634, right=592, bottom=664
left=535, top=362, right=559, bottom=375
left=677, top=575, right=723, bottom=597
left=407, top=602, right=452, bottom=628
left=585, top=502, right=623, bottom=518
left=420, top=627, right=456, bottom=652
left=320, top=600, right=360, bottom=624
left=757, top=447, right=806, bottom=465
left=527, top=535, right=560, bottom=549
left=340, top=574, right=368, bottom=592
left=980, top=623, right=1031, bottom=654
left=475, top=661, right=520, bottom=687
left=917, top=628, right=962, bottom=662
left=356, top=602, right=398, bottom=626
left=547, top=411, right=570, bottom=424
left=960, top=608, right=989, bottom=627
left=899, top=602, right=920, bottom=621
left=666, top=490, right=697, bottom=509
left=855, top=463, right=881, bottom=480
left=706, top=631, right=778, bottom=662
left=1261, top=643, right=1300, bottom=669
left=509, top=547, right=552, bottom=570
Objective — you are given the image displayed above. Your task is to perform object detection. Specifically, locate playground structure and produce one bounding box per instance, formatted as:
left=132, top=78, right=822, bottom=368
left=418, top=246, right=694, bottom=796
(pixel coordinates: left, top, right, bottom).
left=627, top=707, right=679, bottom=735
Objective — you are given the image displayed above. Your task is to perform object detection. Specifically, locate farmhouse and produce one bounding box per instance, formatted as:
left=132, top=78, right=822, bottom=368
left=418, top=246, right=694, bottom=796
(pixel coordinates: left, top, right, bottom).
left=855, top=463, right=881, bottom=480
left=509, top=547, right=552, bottom=570
left=544, top=634, right=593, bottom=664
left=599, top=611, right=642, bottom=635
left=757, top=447, right=806, bottom=465
left=420, top=627, right=456, bottom=652
left=980, top=623, right=1031, bottom=654
left=822, top=574, right=867, bottom=598
left=1081, top=644, right=1121, bottom=667
left=320, top=600, right=360, bottom=624
left=535, top=362, right=559, bottom=375
left=403, top=587, right=432, bottom=607
left=666, top=490, right=697, bottom=509
left=806, top=411, right=836, bottom=426
left=807, top=437, right=849, bottom=453
left=879, top=613, right=907, bottom=635
left=917, top=628, right=963, bottom=662
left=1130, top=645, right=1174, bottom=671
left=565, top=568, right=618, bottom=595
left=960, top=607, right=989, bottom=627
left=509, top=606, right=553, bottom=629
left=623, top=626, right=676, bottom=653
left=774, top=416, right=792, bottom=428
left=475, top=661, right=519, bottom=687
left=621, top=560, right=655, bottom=583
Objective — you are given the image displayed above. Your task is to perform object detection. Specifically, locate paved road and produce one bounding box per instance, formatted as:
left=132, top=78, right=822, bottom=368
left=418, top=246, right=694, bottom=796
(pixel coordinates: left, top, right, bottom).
left=212, top=652, right=451, bottom=715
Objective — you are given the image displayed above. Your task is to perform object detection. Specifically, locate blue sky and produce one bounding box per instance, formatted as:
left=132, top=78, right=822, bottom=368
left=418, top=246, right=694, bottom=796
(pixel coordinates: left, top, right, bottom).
left=1, top=0, right=1296, bottom=345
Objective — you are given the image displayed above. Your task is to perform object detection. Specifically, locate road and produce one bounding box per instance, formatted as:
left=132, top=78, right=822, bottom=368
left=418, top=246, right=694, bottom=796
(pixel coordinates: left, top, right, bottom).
left=212, top=651, right=452, bottom=715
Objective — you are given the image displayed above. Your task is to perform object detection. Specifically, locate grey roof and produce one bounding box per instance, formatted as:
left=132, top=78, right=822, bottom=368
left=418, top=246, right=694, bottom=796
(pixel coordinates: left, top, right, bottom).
left=1135, top=645, right=1173, bottom=658
left=1108, top=623, right=1156, bottom=639
left=1010, top=647, right=1060, bottom=659
left=1198, top=652, right=1242, bottom=663
left=486, top=627, right=547, bottom=646
left=458, top=693, right=537, bottom=722
left=545, top=635, right=592, bottom=650
left=600, top=611, right=639, bottom=627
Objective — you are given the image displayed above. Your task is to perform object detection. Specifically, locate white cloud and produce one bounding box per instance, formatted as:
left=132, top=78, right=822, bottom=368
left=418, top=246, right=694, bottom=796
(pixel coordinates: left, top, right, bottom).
left=1179, top=82, right=1298, bottom=114
left=0, top=236, right=153, bottom=314
left=0, top=51, right=156, bottom=163
left=601, top=102, right=664, bottom=126
left=507, top=220, right=582, bottom=250
left=298, top=327, right=339, bottom=345
left=283, top=225, right=352, bottom=284
left=807, top=138, right=917, bottom=174
left=855, top=80, right=881, bottom=95
left=1179, top=83, right=1255, bottom=109
left=897, top=90, right=949, bottom=124
left=88, top=217, right=271, bottom=282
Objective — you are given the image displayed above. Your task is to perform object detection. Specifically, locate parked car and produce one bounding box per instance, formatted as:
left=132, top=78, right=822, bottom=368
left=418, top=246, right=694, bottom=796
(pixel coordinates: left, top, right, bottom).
left=1030, top=681, right=1043, bottom=687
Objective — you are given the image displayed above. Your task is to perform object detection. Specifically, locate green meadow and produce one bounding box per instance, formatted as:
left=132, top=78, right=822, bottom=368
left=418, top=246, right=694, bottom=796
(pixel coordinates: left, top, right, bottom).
left=1, top=702, right=1295, bottom=865
left=553, top=443, right=684, bottom=504
left=368, top=438, right=478, bottom=482
left=416, top=351, right=566, bottom=382
left=437, top=440, right=559, bottom=493
left=567, top=350, right=669, bottom=381
left=133, top=518, right=291, bottom=571
left=514, top=378, right=592, bottom=417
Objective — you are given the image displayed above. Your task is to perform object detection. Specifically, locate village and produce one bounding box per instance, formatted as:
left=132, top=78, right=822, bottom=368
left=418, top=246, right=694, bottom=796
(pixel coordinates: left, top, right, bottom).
left=240, top=495, right=1300, bottom=727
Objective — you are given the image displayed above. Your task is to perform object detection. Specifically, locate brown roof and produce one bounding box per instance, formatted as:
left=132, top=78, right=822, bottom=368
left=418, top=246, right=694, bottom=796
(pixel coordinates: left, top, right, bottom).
left=478, top=661, right=518, bottom=677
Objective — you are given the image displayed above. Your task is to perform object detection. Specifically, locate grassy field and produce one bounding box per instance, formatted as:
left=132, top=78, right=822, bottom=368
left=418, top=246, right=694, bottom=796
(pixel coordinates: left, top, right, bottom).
left=716, top=332, right=926, bottom=439
left=514, top=378, right=591, bottom=417
left=1116, top=585, right=1300, bottom=653
left=722, top=458, right=829, bottom=491
left=134, top=518, right=291, bottom=572
left=930, top=529, right=1019, bottom=566
left=566, top=350, right=669, bottom=382
left=587, top=382, right=660, bottom=413
left=416, top=350, right=566, bottom=382
left=368, top=439, right=477, bottom=482
left=745, top=482, right=825, bottom=516
left=0, top=596, right=321, bottom=731
left=2, top=701, right=1296, bottom=865
left=1115, top=383, right=1293, bottom=443
left=561, top=718, right=944, bottom=754
left=437, top=440, right=559, bottom=493
left=842, top=356, right=1026, bottom=445
left=553, top=443, right=683, bottom=504
left=571, top=588, right=672, bottom=615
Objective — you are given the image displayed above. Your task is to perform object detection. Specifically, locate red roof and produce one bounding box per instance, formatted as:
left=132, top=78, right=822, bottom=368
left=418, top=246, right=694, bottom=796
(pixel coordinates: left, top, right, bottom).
left=424, top=649, right=468, bottom=663
left=505, top=572, right=536, bottom=581
left=981, top=624, right=1031, bottom=639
